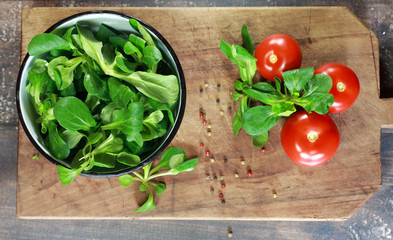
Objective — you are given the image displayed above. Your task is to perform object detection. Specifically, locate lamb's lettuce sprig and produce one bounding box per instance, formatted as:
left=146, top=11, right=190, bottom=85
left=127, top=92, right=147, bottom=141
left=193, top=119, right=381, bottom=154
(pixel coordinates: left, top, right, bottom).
left=220, top=24, right=334, bottom=148
left=119, top=147, right=199, bottom=212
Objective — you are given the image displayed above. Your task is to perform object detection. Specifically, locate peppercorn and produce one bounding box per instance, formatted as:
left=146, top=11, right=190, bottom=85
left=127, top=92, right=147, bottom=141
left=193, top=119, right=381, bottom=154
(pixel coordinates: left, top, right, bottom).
left=216, top=98, right=220, bottom=104
left=220, top=110, right=224, bottom=116
left=261, top=147, right=266, bottom=152
left=207, top=131, right=212, bottom=136
left=234, top=173, right=239, bottom=178
left=200, top=143, right=204, bottom=148
left=241, top=160, right=245, bottom=165
left=218, top=193, right=224, bottom=199
left=247, top=170, right=252, bottom=176
left=199, top=112, right=204, bottom=118
left=202, top=120, right=207, bottom=125
left=221, top=199, right=226, bottom=205
left=210, top=158, right=215, bottom=163
left=205, top=151, right=210, bottom=156
left=221, top=184, right=226, bottom=189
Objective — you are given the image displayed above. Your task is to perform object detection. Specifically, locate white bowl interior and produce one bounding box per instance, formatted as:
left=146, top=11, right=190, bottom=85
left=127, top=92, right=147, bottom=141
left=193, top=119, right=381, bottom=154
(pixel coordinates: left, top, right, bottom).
left=18, top=12, right=183, bottom=171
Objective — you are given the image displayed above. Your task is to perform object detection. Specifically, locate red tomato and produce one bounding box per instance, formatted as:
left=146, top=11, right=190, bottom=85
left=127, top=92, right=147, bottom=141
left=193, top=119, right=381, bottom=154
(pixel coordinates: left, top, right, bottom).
left=254, top=34, right=302, bottom=81
left=314, top=63, right=360, bottom=113
left=280, top=110, right=340, bottom=167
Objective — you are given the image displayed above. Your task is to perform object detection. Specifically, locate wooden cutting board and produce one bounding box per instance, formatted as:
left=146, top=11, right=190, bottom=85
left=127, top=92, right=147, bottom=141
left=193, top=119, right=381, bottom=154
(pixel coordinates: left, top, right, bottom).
left=17, top=7, right=388, bottom=220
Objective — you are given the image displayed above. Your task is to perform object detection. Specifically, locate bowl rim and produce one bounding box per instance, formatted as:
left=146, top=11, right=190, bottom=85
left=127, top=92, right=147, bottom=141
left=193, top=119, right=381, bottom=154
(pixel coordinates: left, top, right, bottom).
left=16, top=10, right=186, bottom=178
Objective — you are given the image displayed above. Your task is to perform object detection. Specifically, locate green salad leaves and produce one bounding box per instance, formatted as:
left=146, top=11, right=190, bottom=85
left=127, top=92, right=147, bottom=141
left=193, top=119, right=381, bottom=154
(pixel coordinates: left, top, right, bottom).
left=220, top=25, right=334, bottom=148
left=26, top=19, right=180, bottom=184
left=119, top=147, right=199, bottom=212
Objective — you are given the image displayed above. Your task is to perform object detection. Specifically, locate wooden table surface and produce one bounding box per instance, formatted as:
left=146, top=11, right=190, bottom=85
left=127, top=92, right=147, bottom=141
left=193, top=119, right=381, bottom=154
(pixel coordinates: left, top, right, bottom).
left=1, top=0, right=393, bottom=239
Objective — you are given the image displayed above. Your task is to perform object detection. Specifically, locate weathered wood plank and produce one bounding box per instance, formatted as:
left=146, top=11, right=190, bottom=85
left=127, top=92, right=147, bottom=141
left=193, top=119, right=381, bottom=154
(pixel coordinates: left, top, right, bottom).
left=17, top=7, right=384, bottom=220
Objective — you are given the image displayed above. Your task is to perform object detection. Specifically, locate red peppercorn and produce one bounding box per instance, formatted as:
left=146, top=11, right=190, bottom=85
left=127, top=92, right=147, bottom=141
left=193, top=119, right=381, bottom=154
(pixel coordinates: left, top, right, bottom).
left=221, top=184, right=226, bottom=190
left=247, top=170, right=252, bottom=176
left=200, top=143, right=204, bottom=148
left=218, top=193, right=224, bottom=199
left=261, top=147, right=266, bottom=152
left=202, top=120, right=207, bottom=125
left=205, top=151, right=210, bottom=156
left=199, top=112, right=204, bottom=118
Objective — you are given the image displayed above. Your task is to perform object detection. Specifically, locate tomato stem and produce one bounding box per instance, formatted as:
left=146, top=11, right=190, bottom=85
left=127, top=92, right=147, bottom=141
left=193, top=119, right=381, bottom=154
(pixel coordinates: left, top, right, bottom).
left=307, top=132, right=319, bottom=143
left=337, top=82, right=345, bottom=92
left=269, top=54, right=278, bottom=64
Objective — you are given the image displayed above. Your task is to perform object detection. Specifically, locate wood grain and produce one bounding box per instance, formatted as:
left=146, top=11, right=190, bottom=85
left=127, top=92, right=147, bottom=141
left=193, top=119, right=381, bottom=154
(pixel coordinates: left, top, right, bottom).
left=17, top=7, right=387, bottom=220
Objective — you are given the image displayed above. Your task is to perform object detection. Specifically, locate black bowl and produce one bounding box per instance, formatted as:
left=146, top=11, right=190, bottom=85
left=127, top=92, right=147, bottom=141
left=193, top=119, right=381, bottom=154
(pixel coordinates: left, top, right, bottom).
left=16, top=11, right=186, bottom=178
